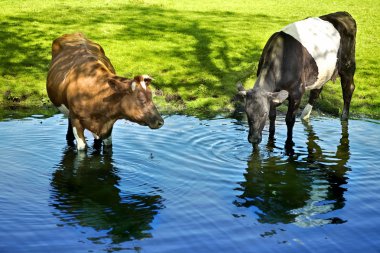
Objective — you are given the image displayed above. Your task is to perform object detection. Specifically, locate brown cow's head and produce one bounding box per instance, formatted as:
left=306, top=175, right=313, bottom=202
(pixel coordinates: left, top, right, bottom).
left=108, top=75, right=164, bottom=129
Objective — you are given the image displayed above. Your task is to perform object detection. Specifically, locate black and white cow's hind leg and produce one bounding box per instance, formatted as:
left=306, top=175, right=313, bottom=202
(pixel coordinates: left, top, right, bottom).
left=300, top=88, right=323, bottom=121
left=322, top=11, right=357, bottom=121
left=340, top=72, right=355, bottom=121
left=338, top=28, right=356, bottom=121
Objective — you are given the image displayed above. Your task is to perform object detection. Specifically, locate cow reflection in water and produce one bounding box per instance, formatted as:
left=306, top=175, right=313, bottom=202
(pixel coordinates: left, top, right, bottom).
left=50, top=148, right=164, bottom=244
left=234, top=121, right=350, bottom=226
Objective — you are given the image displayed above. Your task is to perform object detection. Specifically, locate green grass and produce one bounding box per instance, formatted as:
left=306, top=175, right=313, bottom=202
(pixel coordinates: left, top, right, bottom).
left=1, top=0, right=379, bottom=118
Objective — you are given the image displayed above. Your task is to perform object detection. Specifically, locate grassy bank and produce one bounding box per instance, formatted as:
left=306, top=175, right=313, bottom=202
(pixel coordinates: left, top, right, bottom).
left=1, top=0, right=379, bottom=118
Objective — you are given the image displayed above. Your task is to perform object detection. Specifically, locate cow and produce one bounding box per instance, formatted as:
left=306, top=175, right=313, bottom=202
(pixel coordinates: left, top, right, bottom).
left=238, top=12, right=356, bottom=148
left=47, top=33, right=164, bottom=150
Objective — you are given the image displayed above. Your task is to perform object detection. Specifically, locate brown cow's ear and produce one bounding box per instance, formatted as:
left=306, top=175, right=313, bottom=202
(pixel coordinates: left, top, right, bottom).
left=108, top=76, right=132, bottom=93
left=133, top=75, right=154, bottom=91
left=268, top=90, right=288, bottom=105
left=142, top=75, right=154, bottom=85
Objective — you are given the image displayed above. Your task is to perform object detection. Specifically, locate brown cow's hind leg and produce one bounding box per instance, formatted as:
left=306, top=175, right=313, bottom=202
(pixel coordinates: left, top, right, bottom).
left=71, top=118, right=87, bottom=150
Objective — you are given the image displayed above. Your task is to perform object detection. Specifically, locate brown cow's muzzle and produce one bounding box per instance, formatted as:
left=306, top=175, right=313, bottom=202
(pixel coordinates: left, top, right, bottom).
left=148, top=116, right=164, bottom=129
left=146, top=106, right=164, bottom=129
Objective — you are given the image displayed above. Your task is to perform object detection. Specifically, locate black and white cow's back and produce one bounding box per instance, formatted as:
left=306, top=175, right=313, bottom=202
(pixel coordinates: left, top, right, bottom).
left=281, top=17, right=341, bottom=91
left=239, top=12, right=356, bottom=148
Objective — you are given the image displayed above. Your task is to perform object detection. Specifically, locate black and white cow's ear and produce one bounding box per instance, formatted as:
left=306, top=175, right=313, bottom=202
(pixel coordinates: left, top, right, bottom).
left=236, top=81, right=247, bottom=97
left=268, top=90, right=289, bottom=105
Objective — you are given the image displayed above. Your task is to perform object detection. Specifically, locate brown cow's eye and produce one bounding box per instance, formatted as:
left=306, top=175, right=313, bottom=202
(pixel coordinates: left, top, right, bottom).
left=139, top=96, right=147, bottom=105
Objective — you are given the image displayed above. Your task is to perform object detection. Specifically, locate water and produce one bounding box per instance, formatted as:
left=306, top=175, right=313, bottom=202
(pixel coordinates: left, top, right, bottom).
left=0, top=113, right=380, bottom=253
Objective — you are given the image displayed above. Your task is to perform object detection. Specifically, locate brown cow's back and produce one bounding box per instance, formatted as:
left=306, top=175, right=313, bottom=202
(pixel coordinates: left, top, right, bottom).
left=46, top=33, right=115, bottom=106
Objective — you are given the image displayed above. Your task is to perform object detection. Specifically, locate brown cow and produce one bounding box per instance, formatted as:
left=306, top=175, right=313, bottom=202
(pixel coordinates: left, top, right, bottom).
left=47, top=33, right=164, bottom=150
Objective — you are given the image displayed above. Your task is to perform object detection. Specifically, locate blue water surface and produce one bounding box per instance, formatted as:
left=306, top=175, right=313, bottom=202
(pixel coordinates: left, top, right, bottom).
left=0, top=114, right=379, bottom=253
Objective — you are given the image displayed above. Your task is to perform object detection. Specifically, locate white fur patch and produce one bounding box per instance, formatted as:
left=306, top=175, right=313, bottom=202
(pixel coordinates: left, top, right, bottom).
left=140, top=81, right=147, bottom=90
left=131, top=81, right=136, bottom=91
left=281, top=17, right=341, bottom=90
left=73, top=127, right=86, bottom=150
left=301, top=104, right=313, bottom=120
left=132, top=80, right=147, bottom=91
left=58, top=105, right=69, bottom=116
left=91, top=132, right=100, bottom=140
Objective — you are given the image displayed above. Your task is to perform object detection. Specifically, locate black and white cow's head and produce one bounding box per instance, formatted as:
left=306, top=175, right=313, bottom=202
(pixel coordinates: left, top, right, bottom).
left=237, top=82, right=288, bottom=144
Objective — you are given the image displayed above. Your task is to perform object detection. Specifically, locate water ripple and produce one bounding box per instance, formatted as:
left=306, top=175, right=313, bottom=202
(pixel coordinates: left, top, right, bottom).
left=1, top=114, right=380, bottom=252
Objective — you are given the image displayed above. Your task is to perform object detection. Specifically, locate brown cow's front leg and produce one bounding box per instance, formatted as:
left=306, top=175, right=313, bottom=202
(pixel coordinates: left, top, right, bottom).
left=93, top=124, right=114, bottom=150
left=66, top=118, right=75, bottom=145
left=340, top=75, right=355, bottom=121
left=102, top=133, right=113, bottom=147
left=70, top=117, right=87, bottom=151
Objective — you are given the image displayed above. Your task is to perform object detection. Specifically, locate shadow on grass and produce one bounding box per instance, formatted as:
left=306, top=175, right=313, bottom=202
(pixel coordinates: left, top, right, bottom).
left=0, top=3, right=289, bottom=118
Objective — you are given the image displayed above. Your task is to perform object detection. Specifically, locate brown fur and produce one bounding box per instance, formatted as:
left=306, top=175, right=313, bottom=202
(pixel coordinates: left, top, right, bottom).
left=46, top=33, right=163, bottom=150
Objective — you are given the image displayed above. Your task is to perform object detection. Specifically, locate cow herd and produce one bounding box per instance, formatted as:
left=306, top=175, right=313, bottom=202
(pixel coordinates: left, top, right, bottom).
left=46, top=11, right=356, bottom=152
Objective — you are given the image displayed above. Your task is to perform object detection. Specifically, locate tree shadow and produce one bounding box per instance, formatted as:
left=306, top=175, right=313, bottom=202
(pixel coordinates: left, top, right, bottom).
left=0, top=3, right=288, bottom=116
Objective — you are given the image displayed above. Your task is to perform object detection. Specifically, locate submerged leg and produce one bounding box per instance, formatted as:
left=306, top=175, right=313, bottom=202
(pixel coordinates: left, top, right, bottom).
left=66, top=118, right=75, bottom=145
left=285, top=96, right=301, bottom=144
left=92, top=132, right=103, bottom=150
left=269, top=104, right=276, bottom=140
left=103, top=135, right=113, bottom=146
left=300, top=88, right=323, bottom=121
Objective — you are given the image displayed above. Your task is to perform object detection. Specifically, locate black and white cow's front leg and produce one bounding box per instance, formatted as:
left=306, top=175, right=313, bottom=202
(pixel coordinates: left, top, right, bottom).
left=285, top=96, right=301, bottom=155
left=269, top=104, right=277, bottom=140
left=285, top=95, right=301, bottom=143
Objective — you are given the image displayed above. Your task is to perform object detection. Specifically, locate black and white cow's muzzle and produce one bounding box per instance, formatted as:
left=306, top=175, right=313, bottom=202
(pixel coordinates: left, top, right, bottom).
left=248, top=130, right=262, bottom=145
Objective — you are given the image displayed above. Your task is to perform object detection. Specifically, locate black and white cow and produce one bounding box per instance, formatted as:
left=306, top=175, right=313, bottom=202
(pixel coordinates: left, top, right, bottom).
left=238, top=11, right=356, bottom=146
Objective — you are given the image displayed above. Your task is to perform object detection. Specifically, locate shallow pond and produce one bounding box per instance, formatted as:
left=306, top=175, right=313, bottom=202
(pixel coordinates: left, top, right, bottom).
left=0, top=113, right=380, bottom=253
